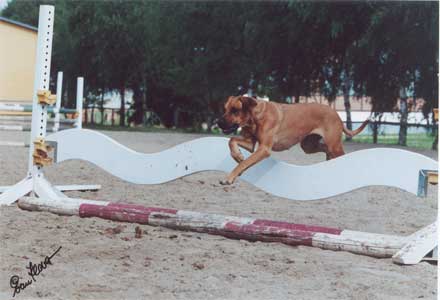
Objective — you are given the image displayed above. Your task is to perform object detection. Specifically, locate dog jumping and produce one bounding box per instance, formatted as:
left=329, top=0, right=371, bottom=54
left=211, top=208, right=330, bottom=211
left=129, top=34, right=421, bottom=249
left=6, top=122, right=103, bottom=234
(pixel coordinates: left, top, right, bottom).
left=217, top=96, right=369, bottom=185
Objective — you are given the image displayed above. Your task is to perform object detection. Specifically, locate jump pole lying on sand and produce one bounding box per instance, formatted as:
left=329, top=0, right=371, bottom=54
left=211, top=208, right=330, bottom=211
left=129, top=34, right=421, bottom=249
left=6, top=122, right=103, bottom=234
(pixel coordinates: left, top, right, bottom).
left=17, top=197, right=435, bottom=262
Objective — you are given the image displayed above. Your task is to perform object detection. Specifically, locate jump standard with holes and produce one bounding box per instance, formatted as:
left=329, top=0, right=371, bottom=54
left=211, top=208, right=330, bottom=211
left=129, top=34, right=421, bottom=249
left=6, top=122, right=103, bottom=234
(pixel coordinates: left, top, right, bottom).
left=1, top=5, right=438, bottom=265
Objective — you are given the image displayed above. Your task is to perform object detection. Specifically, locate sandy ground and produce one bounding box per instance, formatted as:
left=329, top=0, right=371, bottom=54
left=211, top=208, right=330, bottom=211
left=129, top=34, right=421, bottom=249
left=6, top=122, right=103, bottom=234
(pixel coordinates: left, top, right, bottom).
left=0, top=130, right=437, bottom=300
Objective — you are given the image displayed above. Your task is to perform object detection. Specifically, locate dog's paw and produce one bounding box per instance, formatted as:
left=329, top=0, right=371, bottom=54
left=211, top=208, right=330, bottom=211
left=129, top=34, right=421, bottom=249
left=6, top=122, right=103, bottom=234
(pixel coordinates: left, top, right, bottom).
left=219, top=179, right=233, bottom=185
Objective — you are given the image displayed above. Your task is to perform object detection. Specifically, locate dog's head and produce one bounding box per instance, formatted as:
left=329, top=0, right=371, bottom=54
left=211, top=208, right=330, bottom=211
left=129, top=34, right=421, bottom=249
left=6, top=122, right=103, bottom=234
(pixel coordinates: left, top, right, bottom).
left=217, top=96, right=257, bottom=135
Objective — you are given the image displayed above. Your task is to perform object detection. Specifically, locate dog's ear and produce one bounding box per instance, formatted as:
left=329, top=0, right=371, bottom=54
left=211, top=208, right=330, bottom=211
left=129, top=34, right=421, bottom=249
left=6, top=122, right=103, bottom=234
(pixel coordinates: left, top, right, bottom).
left=239, top=96, right=257, bottom=111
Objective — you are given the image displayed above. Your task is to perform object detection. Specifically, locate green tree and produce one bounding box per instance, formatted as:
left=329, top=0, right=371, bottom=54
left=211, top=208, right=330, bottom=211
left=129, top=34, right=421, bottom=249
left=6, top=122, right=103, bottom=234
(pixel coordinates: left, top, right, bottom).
left=351, top=2, right=438, bottom=144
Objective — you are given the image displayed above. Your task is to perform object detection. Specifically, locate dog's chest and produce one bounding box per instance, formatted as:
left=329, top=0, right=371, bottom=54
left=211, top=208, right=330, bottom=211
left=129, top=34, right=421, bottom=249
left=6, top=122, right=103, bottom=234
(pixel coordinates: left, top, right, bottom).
left=272, top=135, right=301, bottom=151
left=241, top=125, right=257, bottom=139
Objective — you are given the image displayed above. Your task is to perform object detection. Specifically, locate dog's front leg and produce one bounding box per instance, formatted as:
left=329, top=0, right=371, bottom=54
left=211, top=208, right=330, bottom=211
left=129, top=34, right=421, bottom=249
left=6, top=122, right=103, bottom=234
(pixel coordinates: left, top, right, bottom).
left=228, top=137, right=256, bottom=163
left=220, top=143, right=271, bottom=185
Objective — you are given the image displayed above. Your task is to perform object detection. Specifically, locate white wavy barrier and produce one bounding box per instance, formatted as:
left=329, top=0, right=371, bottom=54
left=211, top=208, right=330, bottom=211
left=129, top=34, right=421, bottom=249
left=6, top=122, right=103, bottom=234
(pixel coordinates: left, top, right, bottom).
left=47, top=129, right=438, bottom=200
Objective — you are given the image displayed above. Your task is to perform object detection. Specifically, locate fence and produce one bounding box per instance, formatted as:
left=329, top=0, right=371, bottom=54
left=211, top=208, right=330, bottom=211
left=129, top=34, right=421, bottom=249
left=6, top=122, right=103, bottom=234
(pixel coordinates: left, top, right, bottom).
left=349, top=121, right=436, bottom=149
left=82, top=108, right=437, bottom=149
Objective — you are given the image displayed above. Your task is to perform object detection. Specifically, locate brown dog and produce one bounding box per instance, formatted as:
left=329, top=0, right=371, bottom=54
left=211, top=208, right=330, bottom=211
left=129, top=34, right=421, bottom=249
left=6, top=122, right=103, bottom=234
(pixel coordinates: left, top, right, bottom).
left=217, top=96, right=369, bottom=185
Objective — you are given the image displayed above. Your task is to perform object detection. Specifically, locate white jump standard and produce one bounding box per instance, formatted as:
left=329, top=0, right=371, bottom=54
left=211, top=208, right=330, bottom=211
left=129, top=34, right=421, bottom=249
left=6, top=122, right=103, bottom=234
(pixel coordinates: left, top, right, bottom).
left=1, top=5, right=437, bottom=266
left=0, top=5, right=98, bottom=197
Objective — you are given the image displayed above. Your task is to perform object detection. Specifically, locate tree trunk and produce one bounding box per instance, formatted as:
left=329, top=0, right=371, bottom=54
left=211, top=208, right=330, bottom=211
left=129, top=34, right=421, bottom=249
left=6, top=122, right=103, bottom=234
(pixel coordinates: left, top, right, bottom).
left=432, top=134, right=438, bottom=151
left=91, top=105, right=95, bottom=125
left=206, top=115, right=213, bottom=133
left=207, top=91, right=213, bottom=133
left=343, top=75, right=352, bottom=141
left=119, top=85, right=126, bottom=127
left=294, top=90, right=300, bottom=103
left=173, top=107, right=180, bottom=128
left=143, top=79, right=148, bottom=119
left=372, top=112, right=381, bottom=144
left=66, top=80, right=74, bottom=108
left=84, top=102, right=88, bottom=125
left=432, top=111, right=438, bottom=150
left=100, top=89, right=105, bottom=125
left=373, top=122, right=378, bottom=144
left=129, top=85, right=144, bottom=125
left=398, top=88, right=408, bottom=146
left=247, top=75, right=255, bottom=97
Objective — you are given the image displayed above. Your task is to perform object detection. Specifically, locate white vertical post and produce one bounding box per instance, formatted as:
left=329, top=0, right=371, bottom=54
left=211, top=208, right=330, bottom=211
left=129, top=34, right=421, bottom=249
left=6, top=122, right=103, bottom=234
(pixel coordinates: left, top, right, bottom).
left=53, top=71, right=63, bottom=132
left=27, top=5, right=55, bottom=174
left=76, top=77, right=84, bottom=129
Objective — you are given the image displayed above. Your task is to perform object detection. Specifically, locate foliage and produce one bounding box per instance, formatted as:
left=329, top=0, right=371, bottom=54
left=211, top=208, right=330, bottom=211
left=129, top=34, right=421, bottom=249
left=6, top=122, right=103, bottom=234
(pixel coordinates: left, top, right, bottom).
left=1, top=1, right=438, bottom=129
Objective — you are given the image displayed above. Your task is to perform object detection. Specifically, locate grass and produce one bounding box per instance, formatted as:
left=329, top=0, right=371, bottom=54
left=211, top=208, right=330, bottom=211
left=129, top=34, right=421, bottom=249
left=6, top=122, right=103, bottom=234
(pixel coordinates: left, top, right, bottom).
left=351, top=133, right=436, bottom=149
left=84, top=124, right=437, bottom=150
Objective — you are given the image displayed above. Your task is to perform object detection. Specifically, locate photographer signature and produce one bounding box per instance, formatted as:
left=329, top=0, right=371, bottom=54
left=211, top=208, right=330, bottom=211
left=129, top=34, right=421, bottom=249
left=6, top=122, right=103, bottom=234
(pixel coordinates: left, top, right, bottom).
left=10, top=246, right=62, bottom=298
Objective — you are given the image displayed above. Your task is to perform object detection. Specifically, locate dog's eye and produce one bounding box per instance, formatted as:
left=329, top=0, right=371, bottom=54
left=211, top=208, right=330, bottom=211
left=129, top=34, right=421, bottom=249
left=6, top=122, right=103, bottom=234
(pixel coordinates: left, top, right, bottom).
left=231, top=108, right=239, bottom=115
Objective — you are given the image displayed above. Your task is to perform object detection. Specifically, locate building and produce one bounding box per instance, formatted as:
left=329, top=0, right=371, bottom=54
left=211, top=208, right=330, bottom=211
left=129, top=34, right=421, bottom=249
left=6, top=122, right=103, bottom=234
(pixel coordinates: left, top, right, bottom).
left=290, top=94, right=425, bottom=113
left=0, top=16, right=37, bottom=103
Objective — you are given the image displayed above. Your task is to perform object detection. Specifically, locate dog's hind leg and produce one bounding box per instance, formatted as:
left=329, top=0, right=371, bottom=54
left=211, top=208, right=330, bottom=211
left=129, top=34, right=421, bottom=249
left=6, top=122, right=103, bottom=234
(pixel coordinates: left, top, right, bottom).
left=320, top=127, right=346, bottom=160
left=326, top=145, right=345, bottom=160
left=324, top=139, right=345, bottom=160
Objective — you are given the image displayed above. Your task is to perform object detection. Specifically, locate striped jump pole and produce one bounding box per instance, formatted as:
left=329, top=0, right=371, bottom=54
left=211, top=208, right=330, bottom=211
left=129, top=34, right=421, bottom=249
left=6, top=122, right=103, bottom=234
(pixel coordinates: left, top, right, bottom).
left=0, top=116, right=77, bottom=124
left=18, top=197, right=411, bottom=260
left=0, top=104, right=77, bottom=114
left=0, top=124, right=30, bottom=131
left=0, top=141, right=28, bottom=147
left=0, top=73, right=80, bottom=138
left=0, top=124, right=59, bottom=132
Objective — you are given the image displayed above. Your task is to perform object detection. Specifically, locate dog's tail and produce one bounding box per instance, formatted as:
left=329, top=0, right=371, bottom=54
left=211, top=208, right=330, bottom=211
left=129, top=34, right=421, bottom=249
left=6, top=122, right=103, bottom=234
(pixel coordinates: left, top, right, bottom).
left=342, top=119, right=369, bottom=137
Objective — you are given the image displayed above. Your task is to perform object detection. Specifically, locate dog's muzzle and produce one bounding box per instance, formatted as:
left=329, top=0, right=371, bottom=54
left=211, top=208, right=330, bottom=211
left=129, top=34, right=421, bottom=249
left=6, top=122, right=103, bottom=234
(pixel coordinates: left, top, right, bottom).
left=217, top=119, right=239, bottom=135
left=221, top=124, right=239, bottom=135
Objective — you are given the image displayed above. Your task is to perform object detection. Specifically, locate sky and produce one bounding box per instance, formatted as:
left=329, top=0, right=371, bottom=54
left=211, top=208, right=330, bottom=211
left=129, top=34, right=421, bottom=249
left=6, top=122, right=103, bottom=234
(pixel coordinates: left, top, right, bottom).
left=0, top=0, right=8, bottom=11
